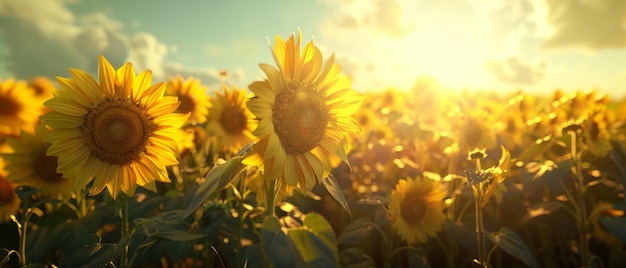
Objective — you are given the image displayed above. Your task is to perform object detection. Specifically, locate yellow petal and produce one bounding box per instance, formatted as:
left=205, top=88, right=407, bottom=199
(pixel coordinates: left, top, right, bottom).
left=98, top=55, right=116, bottom=97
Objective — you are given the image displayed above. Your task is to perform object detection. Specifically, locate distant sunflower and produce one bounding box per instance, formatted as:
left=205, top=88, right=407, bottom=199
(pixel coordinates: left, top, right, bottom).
left=388, top=176, right=446, bottom=245
left=582, top=109, right=611, bottom=157
left=455, top=111, right=496, bottom=152
left=0, top=78, right=41, bottom=137
left=2, top=122, right=75, bottom=198
left=165, top=75, right=211, bottom=125
left=41, top=55, right=189, bottom=198
left=0, top=158, right=20, bottom=223
left=242, top=30, right=363, bottom=189
left=28, top=76, right=56, bottom=103
left=206, top=84, right=257, bottom=154
left=497, top=111, right=525, bottom=149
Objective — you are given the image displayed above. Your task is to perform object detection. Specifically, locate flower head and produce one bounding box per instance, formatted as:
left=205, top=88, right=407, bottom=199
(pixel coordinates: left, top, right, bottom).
left=454, top=111, right=496, bottom=152
left=243, top=30, right=363, bottom=190
left=2, top=122, right=75, bottom=198
left=0, top=78, right=41, bottom=137
left=28, top=76, right=56, bottom=103
left=41, top=55, right=189, bottom=198
left=206, top=84, right=258, bottom=154
left=165, top=75, right=211, bottom=125
left=388, top=176, right=446, bottom=245
left=582, top=108, right=611, bottom=157
left=0, top=157, right=20, bottom=223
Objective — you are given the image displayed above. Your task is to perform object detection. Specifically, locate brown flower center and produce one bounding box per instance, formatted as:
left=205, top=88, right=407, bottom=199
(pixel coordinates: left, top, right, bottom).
left=0, top=96, right=20, bottom=116
left=34, top=153, right=64, bottom=183
left=176, top=94, right=195, bottom=114
left=400, top=192, right=428, bottom=224
left=0, top=176, right=15, bottom=204
left=219, top=106, right=248, bottom=135
left=272, top=82, right=329, bottom=155
left=589, top=120, right=600, bottom=141
left=463, top=119, right=483, bottom=148
left=82, top=98, right=154, bottom=165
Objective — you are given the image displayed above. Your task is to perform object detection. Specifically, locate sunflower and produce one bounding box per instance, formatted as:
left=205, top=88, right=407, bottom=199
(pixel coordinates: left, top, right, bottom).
left=41, top=55, right=189, bottom=198
left=165, top=75, right=211, bottom=125
left=2, top=122, right=75, bottom=198
left=206, top=84, right=257, bottom=154
left=454, top=111, right=497, bottom=152
left=0, top=157, right=20, bottom=223
left=497, top=111, right=525, bottom=150
left=582, top=108, right=612, bottom=157
left=242, top=30, right=363, bottom=189
left=28, top=76, right=56, bottom=103
left=388, top=176, right=446, bottom=245
left=0, top=78, right=41, bottom=137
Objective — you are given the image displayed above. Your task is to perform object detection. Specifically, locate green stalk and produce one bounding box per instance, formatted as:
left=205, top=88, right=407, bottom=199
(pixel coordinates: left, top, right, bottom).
left=19, top=205, right=28, bottom=265
left=569, top=131, right=589, bottom=267
left=265, top=179, right=277, bottom=218
left=472, top=158, right=488, bottom=268
left=120, top=196, right=129, bottom=268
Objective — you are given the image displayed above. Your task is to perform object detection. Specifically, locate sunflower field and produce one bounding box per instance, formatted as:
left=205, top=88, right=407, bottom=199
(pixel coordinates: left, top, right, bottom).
left=1, top=31, right=626, bottom=268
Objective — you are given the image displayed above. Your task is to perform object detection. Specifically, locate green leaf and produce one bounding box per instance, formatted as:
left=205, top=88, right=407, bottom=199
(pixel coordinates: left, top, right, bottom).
left=521, top=160, right=571, bottom=195
left=287, top=213, right=339, bottom=267
left=22, top=264, right=47, bottom=268
left=15, top=185, right=40, bottom=201
left=320, top=173, right=351, bottom=217
left=261, top=216, right=303, bottom=268
left=521, top=201, right=564, bottom=223
left=598, top=216, right=626, bottom=244
left=133, top=210, right=206, bottom=241
left=337, top=219, right=372, bottom=246
left=487, top=228, right=538, bottom=268
left=339, top=248, right=376, bottom=268
left=185, top=155, right=245, bottom=218
left=609, top=141, right=626, bottom=202
left=60, top=234, right=115, bottom=268
left=155, top=227, right=207, bottom=241
left=517, top=136, right=554, bottom=162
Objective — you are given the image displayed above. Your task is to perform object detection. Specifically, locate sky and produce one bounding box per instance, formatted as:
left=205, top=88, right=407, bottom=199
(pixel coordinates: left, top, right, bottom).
left=1, top=0, right=626, bottom=99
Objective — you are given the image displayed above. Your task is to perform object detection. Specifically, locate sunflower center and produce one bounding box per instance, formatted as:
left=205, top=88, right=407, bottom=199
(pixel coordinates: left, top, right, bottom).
left=34, top=153, right=64, bottom=183
left=83, top=98, right=154, bottom=165
left=589, top=121, right=600, bottom=141
left=400, top=193, right=428, bottom=224
left=464, top=120, right=483, bottom=148
left=220, top=106, right=248, bottom=135
left=177, top=95, right=195, bottom=114
left=0, top=176, right=15, bottom=204
left=272, top=82, right=329, bottom=155
left=0, top=96, right=20, bottom=116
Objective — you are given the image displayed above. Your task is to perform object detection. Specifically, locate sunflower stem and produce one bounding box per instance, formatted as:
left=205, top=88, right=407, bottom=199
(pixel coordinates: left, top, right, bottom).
left=569, top=130, right=589, bottom=267
left=119, top=195, right=129, bottom=268
left=265, top=179, right=278, bottom=218
left=18, top=204, right=29, bottom=265
left=472, top=158, right=488, bottom=268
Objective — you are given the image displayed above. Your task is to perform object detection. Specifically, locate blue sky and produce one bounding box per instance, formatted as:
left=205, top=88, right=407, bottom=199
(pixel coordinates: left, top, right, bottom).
left=1, top=0, right=626, bottom=99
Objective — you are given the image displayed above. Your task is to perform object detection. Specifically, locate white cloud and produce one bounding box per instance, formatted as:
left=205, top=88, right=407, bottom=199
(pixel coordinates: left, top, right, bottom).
left=127, top=33, right=168, bottom=79
left=0, top=0, right=84, bottom=78
left=163, top=63, right=222, bottom=87
left=541, top=0, right=626, bottom=50
left=320, top=0, right=415, bottom=38
left=485, top=56, right=547, bottom=84
left=0, top=0, right=245, bottom=88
